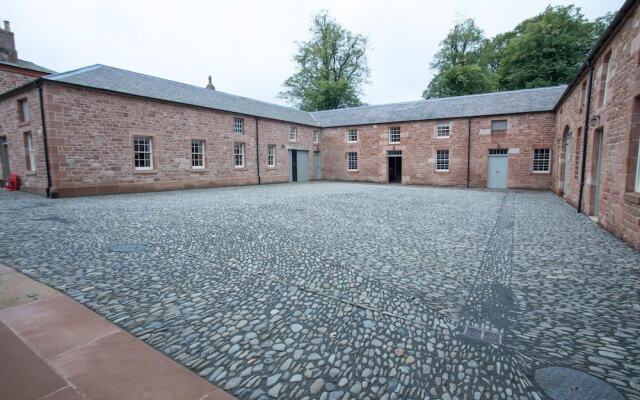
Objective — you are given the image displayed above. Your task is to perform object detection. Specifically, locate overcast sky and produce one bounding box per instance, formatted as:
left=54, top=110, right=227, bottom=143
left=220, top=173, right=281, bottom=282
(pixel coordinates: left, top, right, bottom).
left=5, top=0, right=621, bottom=107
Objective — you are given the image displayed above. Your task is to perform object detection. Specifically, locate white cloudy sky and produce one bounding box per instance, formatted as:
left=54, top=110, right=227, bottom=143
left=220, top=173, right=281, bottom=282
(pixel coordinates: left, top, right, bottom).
left=5, top=0, right=621, bottom=107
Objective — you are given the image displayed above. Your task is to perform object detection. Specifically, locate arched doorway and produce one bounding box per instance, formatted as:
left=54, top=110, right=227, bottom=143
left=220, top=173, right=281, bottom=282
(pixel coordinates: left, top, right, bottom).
left=561, top=127, right=571, bottom=196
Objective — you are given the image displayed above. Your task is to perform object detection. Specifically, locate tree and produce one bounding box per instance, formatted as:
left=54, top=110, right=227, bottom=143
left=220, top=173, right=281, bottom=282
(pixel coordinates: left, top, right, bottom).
left=279, top=12, right=369, bottom=111
left=422, top=19, right=496, bottom=99
left=496, top=5, right=610, bottom=90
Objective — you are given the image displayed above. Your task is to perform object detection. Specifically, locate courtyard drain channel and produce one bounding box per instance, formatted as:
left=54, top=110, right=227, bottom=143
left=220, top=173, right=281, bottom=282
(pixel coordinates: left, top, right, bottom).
left=534, top=367, right=624, bottom=400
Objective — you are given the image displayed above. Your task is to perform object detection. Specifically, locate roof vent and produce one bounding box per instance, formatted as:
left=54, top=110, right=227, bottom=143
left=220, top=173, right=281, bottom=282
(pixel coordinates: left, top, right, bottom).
left=2, top=21, right=10, bottom=32
left=206, top=76, right=215, bottom=91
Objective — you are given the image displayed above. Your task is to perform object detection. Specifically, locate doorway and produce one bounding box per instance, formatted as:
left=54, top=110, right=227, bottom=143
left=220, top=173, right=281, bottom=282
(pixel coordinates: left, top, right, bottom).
left=388, top=151, right=402, bottom=183
left=0, top=137, right=9, bottom=184
left=313, top=151, right=321, bottom=179
left=593, top=129, right=604, bottom=216
left=562, top=132, right=571, bottom=195
left=488, top=149, right=509, bottom=189
left=288, top=150, right=309, bottom=183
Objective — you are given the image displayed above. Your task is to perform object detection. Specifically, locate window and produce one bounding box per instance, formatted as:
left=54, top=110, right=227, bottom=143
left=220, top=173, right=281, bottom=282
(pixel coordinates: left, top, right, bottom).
left=313, top=130, right=320, bottom=144
left=234, top=118, right=244, bottom=134
left=600, top=52, right=612, bottom=107
left=347, top=129, right=358, bottom=143
left=18, top=98, right=29, bottom=123
left=191, top=139, right=205, bottom=169
left=133, top=136, right=153, bottom=170
left=436, top=150, right=449, bottom=171
left=579, top=81, right=587, bottom=113
left=347, top=152, right=358, bottom=171
left=24, top=132, right=35, bottom=171
left=437, top=123, right=451, bottom=137
left=489, top=148, right=508, bottom=155
left=574, top=128, right=582, bottom=179
left=533, top=148, right=551, bottom=173
left=234, top=143, right=245, bottom=167
left=389, top=127, right=400, bottom=144
left=491, top=120, right=507, bottom=133
left=267, top=144, right=276, bottom=167
left=289, top=127, right=297, bottom=142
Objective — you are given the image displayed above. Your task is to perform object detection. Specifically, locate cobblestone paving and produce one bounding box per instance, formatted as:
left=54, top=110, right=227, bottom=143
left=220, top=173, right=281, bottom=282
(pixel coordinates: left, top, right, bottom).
left=0, top=182, right=638, bottom=400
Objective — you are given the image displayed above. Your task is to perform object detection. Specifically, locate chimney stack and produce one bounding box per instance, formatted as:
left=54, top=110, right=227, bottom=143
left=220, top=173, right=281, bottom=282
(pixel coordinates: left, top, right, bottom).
left=0, top=20, right=18, bottom=62
left=206, top=76, right=215, bottom=91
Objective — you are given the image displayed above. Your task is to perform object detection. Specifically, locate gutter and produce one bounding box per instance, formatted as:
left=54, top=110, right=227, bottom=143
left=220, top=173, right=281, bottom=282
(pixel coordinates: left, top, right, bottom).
left=467, top=117, right=471, bottom=188
left=36, top=80, right=54, bottom=198
left=577, top=63, right=594, bottom=213
left=255, top=117, right=261, bottom=184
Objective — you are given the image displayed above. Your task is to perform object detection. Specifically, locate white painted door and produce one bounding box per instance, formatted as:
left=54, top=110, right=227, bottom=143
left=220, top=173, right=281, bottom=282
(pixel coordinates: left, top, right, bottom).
left=488, top=155, right=509, bottom=189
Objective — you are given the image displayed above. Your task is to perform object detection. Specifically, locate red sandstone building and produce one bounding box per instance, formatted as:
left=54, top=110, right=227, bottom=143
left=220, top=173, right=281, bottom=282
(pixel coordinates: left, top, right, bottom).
left=0, top=0, right=639, bottom=250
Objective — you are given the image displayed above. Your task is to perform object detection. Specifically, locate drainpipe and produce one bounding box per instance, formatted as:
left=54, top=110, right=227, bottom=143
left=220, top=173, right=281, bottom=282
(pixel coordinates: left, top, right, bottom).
left=255, top=116, right=261, bottom=184
left=577, top=62, right=594, bottom=213
left=36, top=81, right=53, bottom=198
left=467, top=117, right=472, bottom=188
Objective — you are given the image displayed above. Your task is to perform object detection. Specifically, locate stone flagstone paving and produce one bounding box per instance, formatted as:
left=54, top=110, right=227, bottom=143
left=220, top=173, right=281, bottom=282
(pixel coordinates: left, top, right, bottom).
left=0, top=182, right=638, bottom=400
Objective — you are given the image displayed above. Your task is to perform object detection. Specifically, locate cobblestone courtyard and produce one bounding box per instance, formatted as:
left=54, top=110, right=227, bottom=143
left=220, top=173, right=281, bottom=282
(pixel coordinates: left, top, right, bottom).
left=0, top=182, right=639, bottom=400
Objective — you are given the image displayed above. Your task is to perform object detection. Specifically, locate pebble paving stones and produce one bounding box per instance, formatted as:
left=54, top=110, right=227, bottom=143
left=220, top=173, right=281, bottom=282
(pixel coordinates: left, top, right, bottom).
left=0, top=182, right=639, bottom=400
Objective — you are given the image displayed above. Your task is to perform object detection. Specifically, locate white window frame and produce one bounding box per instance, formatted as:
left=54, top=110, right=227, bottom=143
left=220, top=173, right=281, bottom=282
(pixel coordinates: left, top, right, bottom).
left=436, top=122, right=451, bottom=138
left=436, top=149, right=449, bottom=171
left=18, top=98, right=30, bottom=123
left=533, top=148, right=551, bottom=173
left=603, top=57, right=611, bottom=105
left=234, top=143, right=245, bottom=168
left=25, top=132, right=35, bottom=171
left=389, top=127, right=400, bottom=144
left=191, top=139, right=205, bottom=169
left=267, top=144, right=276, bottom=167
left=347, top=152, right=358, bottom=171
left=289, top=127, right=297, bottom=142
left=347, top=129, right=358, bottom=143
left=313, top=130, right=320, bottom=144
left=234, top=118, right=244, bottom=134
left=635, top=141, right=640, bottom=192
left=133, top=136, right=153, bottom=170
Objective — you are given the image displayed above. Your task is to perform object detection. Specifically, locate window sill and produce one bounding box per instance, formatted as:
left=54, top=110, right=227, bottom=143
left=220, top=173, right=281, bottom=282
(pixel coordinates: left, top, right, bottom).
left=436, top=136, right=450, bottom=139
left=347, top=141, right=358, bottom=144
left=624, top=192, right=640, bottom=205
left=234, top=167, right=247, bottom=170
left=491, top=130, right=507, bottom=135
left=133, top=169, right=158, bottom=174
left=266, top=166, right=277, bottom=169
left=532, top=171, right=551, bottom=174
left=347, top=169, right=359, bottom=172
left=436, top=169, right=449, bottom=173
left=389, top=142, right=400, bottom=145
left=190, top=168, right=208, bottom=172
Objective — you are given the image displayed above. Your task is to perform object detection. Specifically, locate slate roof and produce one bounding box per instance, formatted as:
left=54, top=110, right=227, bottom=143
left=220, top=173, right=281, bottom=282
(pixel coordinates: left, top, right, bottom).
left=43, top=65, right=319, bottom=126
left=42, top=64, right=566, bottom=127
left=0, top=59, right=55, bottom=74
left=311, top=86, right=567, bottom=127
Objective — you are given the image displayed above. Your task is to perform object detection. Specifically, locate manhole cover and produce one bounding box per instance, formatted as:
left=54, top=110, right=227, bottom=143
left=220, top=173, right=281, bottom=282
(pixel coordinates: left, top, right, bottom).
left=110, top=244, right=145, bottom=253
left=535, top=367, right=624, bottom=400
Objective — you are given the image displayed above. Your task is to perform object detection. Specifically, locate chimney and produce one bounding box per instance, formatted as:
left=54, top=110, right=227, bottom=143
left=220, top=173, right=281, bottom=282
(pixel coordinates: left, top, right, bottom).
left=0, top=20, right=18, bottom=63
left=206, top=75, right=215, bottom=91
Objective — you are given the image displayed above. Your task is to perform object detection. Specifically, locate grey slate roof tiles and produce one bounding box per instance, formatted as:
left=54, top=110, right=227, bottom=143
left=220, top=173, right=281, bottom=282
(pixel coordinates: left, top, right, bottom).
left=0, top=59, right=56, bottom=74
left=44, top=64, right=566, bottom=127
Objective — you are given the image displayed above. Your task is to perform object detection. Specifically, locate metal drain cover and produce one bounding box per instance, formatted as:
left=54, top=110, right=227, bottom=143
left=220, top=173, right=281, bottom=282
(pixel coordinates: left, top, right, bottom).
left=110, top=244, right=145, bottom=253
left=535, top=367, right=623, bottom=400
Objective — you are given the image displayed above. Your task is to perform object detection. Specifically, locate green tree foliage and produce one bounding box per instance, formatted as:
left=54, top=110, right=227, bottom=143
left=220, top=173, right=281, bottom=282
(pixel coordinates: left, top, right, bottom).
left=280, top=12, right=369, bottom=111
left=423, top=6, right=616, bottom=98
left=423, top=19, right=496, bottom=99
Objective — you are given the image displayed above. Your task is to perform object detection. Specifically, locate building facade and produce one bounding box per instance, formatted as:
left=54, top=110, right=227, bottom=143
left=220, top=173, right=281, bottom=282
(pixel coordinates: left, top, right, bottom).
left=0, top=0, right=639, bottom=249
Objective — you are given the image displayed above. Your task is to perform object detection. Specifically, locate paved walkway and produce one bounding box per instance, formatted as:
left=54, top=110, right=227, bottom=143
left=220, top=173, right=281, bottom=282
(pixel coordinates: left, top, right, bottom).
left=0, top=264, right=235, bottom=400
left=0, top=182, right=639, bottom=400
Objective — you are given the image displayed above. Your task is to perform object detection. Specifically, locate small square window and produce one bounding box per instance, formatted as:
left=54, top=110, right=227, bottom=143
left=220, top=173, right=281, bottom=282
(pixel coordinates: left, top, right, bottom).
left=437, top=123, right=450, bottom=137
left=313, top=130, right=320, bottom=144
left=491, top=120, right=507, bottom=133
left=267, top=144, right=276, bottom=167
left=533, top=148, right=551, bottom=173
left=347, top=129, right=358, bottom=143
left=24, top=132, right=35, bottom=171
left=389, top=127, right=400, bottom=144
left=436, top=149, right=449, bottom=171
left=489, top=148, right=508, bottom=155
left=133, top=136, right=153, bottom=170
left=234, top=118, right=244, bottom=134
left=234, top=143, right=245, bottom=167
left=18, top=98, right=30, bottom=123
left=289, top=127, right=297, bottom=142
left=191, top=139, right=205, bottom=169
left=347, top=152, right=358, bottom=171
